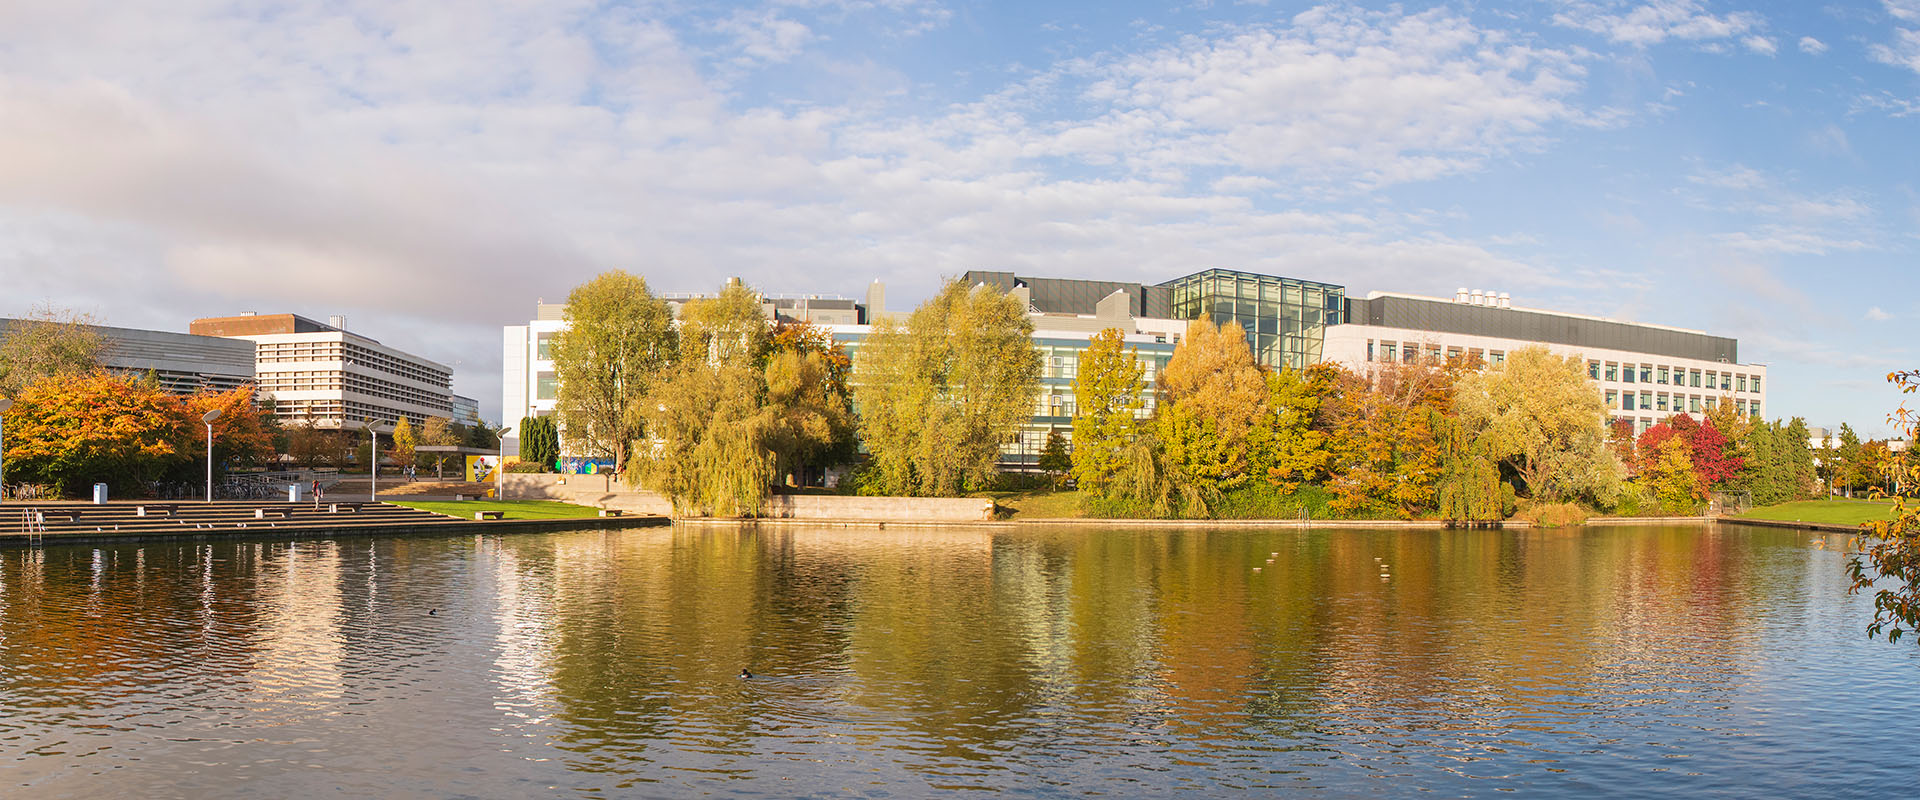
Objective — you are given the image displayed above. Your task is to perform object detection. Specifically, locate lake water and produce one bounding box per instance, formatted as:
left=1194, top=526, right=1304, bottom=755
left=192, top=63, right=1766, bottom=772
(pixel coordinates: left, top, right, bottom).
left=0, top=524, right=1913, bottom=798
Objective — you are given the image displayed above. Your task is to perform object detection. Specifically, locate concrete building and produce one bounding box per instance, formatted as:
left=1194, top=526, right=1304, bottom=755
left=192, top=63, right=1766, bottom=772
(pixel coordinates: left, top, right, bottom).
left=1323, top=290, right=1766, bottom=435
left=0, top=318, right=255, bottom=394
left=192, top=313, right=459, bottom=433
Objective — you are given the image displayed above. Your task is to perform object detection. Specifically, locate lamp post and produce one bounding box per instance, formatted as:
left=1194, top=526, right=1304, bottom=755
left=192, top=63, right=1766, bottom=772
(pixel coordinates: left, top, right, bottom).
left=202, top=407, right=223, bottom=503
left=0, top=396, right=12, bottom=506
left=497, top=425, right=513, bottom=500
left=363, top=420, right=381, bottom=503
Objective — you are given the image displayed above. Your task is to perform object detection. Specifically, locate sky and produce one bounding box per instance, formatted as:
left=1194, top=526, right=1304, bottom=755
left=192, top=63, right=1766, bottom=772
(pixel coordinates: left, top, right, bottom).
left=0, top=0, right=1916, bottom=435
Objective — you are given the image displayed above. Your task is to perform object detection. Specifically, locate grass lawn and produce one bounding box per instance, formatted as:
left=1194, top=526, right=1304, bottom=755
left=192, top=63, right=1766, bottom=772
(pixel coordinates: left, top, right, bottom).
left=985, top=489, right=1087, bottom=519
left=391, top=500, right=606, bottom=520
left=1734, top=498, right=1896, bottom=527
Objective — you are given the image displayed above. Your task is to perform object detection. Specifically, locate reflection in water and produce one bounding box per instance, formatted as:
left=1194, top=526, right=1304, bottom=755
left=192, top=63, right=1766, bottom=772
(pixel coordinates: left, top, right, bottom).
left=0, top=524, right=1914, bottom=797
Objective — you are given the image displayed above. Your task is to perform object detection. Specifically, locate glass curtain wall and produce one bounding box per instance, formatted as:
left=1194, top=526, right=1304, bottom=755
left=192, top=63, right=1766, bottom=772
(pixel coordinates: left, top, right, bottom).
left=1162, top=269, right=1345, bottom=370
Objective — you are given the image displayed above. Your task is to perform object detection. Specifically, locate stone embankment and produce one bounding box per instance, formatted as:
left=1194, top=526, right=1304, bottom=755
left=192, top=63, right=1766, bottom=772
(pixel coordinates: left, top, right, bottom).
left=0, top=499, right=666, bottom=545
left=499, top=474, right=998, bottom=522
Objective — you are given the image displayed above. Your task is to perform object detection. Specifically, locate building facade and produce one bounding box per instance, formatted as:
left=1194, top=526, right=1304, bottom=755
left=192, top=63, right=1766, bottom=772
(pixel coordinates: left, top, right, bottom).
left=1323, top=290, right=1766, bottom=435
left=1163, top=268, right=1346, bottom=370
left=192, top=313, right=460, bottom=433
left=0, top=319, right=256, bottom=394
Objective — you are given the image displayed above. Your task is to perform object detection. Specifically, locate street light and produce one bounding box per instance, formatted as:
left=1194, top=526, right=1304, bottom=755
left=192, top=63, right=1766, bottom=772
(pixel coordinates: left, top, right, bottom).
left=202, top=407, right=223, bottom=503
left=0, top=396, right=13, bottom=506
left=497, top=425, right=513, bottom=499
left=363, top=420, right=381, bottom=503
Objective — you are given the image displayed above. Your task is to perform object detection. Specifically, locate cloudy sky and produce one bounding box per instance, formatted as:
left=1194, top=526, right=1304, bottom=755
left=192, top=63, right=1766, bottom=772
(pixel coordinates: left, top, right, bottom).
left=1, top=0, right=1916, bottom=434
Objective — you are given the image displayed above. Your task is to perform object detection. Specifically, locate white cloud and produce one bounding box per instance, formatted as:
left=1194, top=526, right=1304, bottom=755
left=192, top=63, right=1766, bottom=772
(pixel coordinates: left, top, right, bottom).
left=1552, top=0, right=1764, bottom=47
left=1870, top=27, right=1920, bottom=74
left=1867, top=306, right=1894, bottom=321
left=1889, top=0, right=1920, bottom=23
left=714, top=9, right=818, bottom=65
left=1743, top=35, right=1776, bottom=55
left=1799, top=36, right=1828, bottom=55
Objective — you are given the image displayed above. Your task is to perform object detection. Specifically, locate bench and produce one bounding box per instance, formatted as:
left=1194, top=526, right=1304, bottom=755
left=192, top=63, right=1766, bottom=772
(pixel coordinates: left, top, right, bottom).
left=256, top=507, right=297, bottom=519
left=598, top=509, right=624, bottom=517
left=37, top=509, right=83, bottom=524
left=137, top=504, right=179, bottom=518
left=474, top=510, right=506, bottom=520
left=329, top=503, right=366, bottom=514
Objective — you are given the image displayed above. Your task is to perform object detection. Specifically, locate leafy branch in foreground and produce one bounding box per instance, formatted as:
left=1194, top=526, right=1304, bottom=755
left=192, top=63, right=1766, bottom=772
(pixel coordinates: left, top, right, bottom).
left=1847, top=368, right=1920, bottom=643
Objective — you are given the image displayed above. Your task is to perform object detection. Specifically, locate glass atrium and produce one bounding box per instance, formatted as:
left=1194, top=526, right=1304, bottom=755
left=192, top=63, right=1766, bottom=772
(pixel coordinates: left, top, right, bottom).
left=1161, top=269, right=1345, bottom=370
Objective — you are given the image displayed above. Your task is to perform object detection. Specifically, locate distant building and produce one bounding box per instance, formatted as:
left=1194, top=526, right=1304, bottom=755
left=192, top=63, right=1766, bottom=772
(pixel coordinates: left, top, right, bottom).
left=191, top=313, right=459, bottom=433
left=1323, top=290, right=1766, bottom=435
left=0, top=318, right=255, bottom=394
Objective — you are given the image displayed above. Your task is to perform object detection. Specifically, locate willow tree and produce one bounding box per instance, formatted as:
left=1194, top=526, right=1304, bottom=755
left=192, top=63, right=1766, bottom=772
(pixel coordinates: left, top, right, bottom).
left=1070, top=327, right=1144, bottom=497
left=551, top=270, right=675, bottom=471
left=762, top=348, right=855, bottom=486
left=1455, top=345, right=1620, bottom=505
left=635, top=283, right=775, bottom=514
left=854, top=279, right=1040, bottom=496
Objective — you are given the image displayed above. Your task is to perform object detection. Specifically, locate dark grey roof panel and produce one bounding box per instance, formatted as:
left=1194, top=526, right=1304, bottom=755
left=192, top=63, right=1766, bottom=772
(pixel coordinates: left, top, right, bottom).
left=1347, top=296, right=1739, bottom=362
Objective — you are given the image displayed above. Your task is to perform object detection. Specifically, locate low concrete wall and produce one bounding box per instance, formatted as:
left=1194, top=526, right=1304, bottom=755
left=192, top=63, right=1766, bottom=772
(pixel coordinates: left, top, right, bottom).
left=499, top=473, right=994, bottom=521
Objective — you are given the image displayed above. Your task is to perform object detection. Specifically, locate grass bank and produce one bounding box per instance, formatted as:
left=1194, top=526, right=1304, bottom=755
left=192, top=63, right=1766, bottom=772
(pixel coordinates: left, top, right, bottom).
left=391, top=500, right=605, bottom=520
left=1734, top=498, right=1895, bottom=527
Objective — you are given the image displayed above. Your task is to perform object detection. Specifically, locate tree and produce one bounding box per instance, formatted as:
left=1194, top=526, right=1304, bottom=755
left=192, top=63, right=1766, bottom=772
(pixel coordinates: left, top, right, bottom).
left=761, top=349, right=855, bottom=486
left=636, top=363, right=771, bottom=516
left=1070, top=328, right=1144, bottom=497
left=1249, top=363, right=1334, bottom=491
left=1834, top=423, right=1864, bottom=497
left=419, top=415, right=458, bottom=476
left=1153, top=319, right=1266, bottom=502
left=1319, top=362, right=1450, bottom=518
left=1434, top=411, right=1504, bottom=522
left=1455, top=346, right=1620, bottom=506
left=518, top=416, right=560, bottom=472
left=0, top=306, right=106, bottom=396
left=1645, top=435, right=1703, bottom=514
left=389, top=417, right=418, bottom=470
left=1848, top=368, right=1920, bottom=642
left=852, top=279, right=1041, bottom=496
left=1638, top=414, right=1741, bottom=494
left=678, top=280, right=769, bottom=367
left=551, top=270, right=676, bottom=472
left=180, top=386, right=276, bottom=480
left=1, top=372, right=188, bottom=497
left=1037, top=430, right=1071, bottom=489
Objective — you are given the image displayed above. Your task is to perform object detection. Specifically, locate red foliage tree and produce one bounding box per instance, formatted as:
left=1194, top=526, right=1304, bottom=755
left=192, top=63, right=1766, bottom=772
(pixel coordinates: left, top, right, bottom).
left=1638, top=414, right=1743, bottom=492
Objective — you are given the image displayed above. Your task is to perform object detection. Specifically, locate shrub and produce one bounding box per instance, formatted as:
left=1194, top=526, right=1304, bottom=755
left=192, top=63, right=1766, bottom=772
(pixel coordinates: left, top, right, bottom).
left=1516, top=501, right=1590, bottom=527
left=503, top=460, right=548, bottom=474
left=1211, top=483, right=1340, bottom=520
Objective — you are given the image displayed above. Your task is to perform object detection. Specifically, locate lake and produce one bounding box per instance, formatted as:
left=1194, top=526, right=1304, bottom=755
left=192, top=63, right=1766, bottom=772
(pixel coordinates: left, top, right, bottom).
left=0, top=524, right=1913, bottom=798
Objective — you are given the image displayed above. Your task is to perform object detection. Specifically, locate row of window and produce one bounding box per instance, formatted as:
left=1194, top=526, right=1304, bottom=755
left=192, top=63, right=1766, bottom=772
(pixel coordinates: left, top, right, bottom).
left=1365, top=340, right=1508, bottom=367
left=1604, top=391, right=1760, bottom=417
left=257, top=341, right=452, bottom=388
left=1588, top=361, right=1759, bottom=393
left=257, top=372, right=454, bottom=413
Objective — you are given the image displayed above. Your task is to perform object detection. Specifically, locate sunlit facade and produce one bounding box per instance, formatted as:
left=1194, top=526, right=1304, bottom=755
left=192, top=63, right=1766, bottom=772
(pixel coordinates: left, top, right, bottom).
left=1162, top=268, right=1346, bottom=370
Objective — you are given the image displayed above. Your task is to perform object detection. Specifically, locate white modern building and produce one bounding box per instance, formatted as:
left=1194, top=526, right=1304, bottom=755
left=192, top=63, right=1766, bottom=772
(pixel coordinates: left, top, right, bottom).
left=192, top=313, right=461, bottom=433
left=1324, top=290, right=1767, bottom=435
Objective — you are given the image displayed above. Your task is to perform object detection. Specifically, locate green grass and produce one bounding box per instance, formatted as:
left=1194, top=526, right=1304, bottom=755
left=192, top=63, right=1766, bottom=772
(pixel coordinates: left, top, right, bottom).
left=986, top=489, right=1087, bottom=519
left=390, top=499, right=606, bottom=520
left=1734, top=498, right=1896, bottom=526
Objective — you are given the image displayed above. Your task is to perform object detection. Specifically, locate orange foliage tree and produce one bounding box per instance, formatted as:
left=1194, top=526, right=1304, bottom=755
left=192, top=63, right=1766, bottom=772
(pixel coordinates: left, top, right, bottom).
left=1, top=373, right=276, bottom=497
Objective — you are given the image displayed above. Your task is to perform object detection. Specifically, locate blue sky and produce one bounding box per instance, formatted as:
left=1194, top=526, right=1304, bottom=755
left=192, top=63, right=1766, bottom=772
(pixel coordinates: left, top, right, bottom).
left=0, top=0, right=1915, bottom=435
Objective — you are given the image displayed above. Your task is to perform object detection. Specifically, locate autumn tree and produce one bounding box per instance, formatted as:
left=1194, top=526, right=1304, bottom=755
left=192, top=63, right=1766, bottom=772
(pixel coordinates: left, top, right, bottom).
left=1, top=372, right=188, bottom=496
left=1848, top=368, right=1920, bottom=642
left=418, top=415, right=458, bottom=476
left=679, top=280, right=770, bottom=366
left=635, top=284, right=778, bottom=514
left=1070, top=327, right=1144, bottom=498
left=1037, top=430, right=1071, bottom=489
left=1833, top=423, right=1864, bottom=497
left=1434, top=411, right=1504, bottom=522
left=551, top=270, right=676, bottom=471
left=1455, top=346, right=1620, bottom=506
left=1638, top=414, right=1742, bottom=493
left=1644, top=435, right=1703, bottom=514
left=0, top=306, right=106, bottom=396
left=388, top=417, right=418, bottom=470
left=1152, top=319, right=1266, bottom=506
left=1319, top=362, right=1450, bottom=518
left=852, top=279, right=1041, bottom=496
left=761, top=348, right=855, bottom=486
left=180, top=386, right=276, bottom=479
left=1249, top=363, right=1334, bottom=491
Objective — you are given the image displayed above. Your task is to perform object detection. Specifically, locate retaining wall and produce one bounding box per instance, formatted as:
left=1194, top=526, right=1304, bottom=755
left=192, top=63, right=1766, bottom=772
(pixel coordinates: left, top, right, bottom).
left=498, top=474, right=996, bottom=522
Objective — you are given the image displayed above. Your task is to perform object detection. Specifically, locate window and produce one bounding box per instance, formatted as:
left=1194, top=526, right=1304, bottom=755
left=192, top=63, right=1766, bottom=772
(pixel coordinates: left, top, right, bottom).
left=1751, top=376, right=1762, bottom=392
left=1657, top=394, right=1670, bottom=412
left=1606, top=390, right=1618, bottom=409
left=1624, top=366, right=1635, bottom=384
left=535, top=335, right=554, bottom=361
left=1738, top=375, right=1748, bottom=393
left=1705, top=397, right=1717, bottom=410
left=1403, top=346, right=1416, bottom=364
left=1751, top=401, right=1760, bottom=417
left=1623, top=393, right=1635, bottom=411
left=1640, top=365, right=1652, bottom=383
left=1658, top=367, right=1669, bottom=385
left=1429, top=346, right=1442, bottom=361
left=1641, top=391, right=1653, bottom=411
left=1381, top=343, right=1397, bottom=363
left=1589, top=360, right=1600, bottom=380
left=1606, top=363, right=1618, bottom=381
left=1691, top=370, right=1702, bottom=387
left=1690, top=396, right=1701, bottom=413
left=1706, top=372, right=1717, bottom=390
left=1366, top=340, right=1375, bottom=362
left=1735, top=400, right=1747, bottom=415
left=1447, top=346, right=1464, bottom=360
left=536, top=375, right=558, bottom=400
left=1468, top=348, right=1484, bottom=364
left=1489, top=351, right=1506, bottom=366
